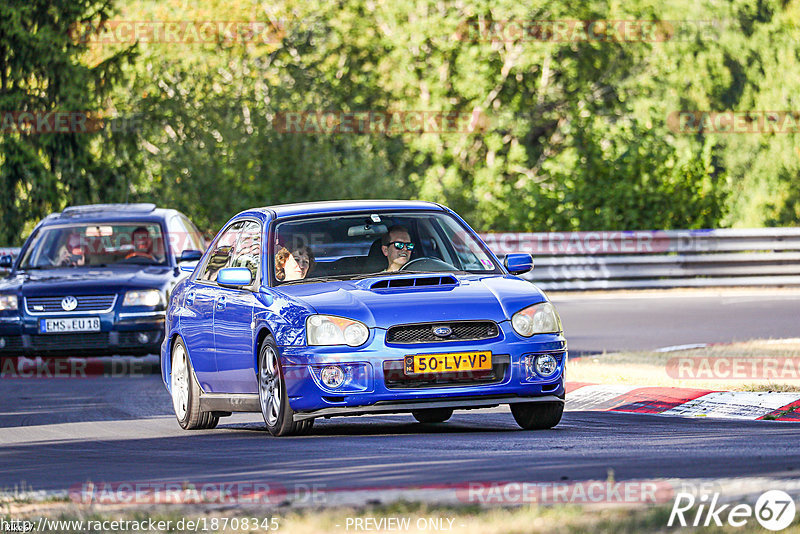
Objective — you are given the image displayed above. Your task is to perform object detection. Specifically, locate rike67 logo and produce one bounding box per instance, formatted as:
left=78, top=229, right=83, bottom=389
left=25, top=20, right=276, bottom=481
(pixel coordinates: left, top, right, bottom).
left=669, top=490, right=796, bottom=531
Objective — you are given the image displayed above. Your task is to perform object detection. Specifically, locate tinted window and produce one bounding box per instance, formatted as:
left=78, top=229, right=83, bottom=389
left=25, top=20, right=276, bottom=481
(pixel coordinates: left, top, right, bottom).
left=18, top=223, right=167, bottom=269
left=272, top=211, right=499, bottom=284
left=229, top=220, right=261, bottom=285
left=200, top=222, right=243, bottom=282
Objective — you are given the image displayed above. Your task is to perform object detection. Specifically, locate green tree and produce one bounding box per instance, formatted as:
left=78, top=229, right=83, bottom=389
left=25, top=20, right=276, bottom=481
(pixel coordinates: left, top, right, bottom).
left=0, top=0, right=135, bottom=244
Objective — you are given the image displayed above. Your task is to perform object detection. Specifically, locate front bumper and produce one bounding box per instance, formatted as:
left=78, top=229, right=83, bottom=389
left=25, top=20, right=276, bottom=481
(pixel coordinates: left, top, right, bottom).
left=279, top=321, right=567, bottom=415
left=0, top=310, right=165, bottom=356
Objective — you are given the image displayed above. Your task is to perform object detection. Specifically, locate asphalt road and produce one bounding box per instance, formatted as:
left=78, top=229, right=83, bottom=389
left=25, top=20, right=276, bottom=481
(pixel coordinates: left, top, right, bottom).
left=2, top=290, right=799, bottom=496
left=2, top=376, right=800, bottom=493
left=550, top=289, right=800, bottom=354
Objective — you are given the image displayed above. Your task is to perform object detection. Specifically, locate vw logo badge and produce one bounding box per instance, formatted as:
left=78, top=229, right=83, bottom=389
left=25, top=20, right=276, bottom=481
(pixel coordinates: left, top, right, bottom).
left=61, top=296, right=78, bottom=312
left=432, top=325, right=452, bottom=337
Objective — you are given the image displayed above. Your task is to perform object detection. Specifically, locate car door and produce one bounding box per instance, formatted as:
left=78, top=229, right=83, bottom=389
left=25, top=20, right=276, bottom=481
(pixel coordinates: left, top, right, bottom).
left=181, top=222, right=243, bottom=391
left=213, top=220, right=261, bottom=393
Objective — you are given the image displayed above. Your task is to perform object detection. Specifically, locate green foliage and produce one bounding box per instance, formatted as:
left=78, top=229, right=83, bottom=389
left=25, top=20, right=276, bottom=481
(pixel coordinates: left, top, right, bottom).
left=0, top=0, right=137, bottom=245
left=1, top=0, right=798, bottom=239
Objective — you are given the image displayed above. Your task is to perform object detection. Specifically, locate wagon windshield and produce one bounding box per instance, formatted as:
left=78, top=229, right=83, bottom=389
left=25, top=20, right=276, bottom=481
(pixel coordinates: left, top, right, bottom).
left=18, top=223, right=167, bottom=269
left=273, top=211, right=500, bottom=284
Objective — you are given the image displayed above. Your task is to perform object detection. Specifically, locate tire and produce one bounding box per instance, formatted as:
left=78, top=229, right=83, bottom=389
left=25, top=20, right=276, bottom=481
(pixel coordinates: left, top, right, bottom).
left=171, top=338, right=219, bottom=430
left=511, top=401, right=564, bottom=430
left=258, top=336, right=309, bottom=437
left=412, top=408, right=453, bottom=423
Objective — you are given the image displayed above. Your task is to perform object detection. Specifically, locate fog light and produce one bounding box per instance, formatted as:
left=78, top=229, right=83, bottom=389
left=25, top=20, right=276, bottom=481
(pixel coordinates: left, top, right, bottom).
left=534, top=354, right=558, bottom=377
left=0, top=337, right=5, bottom=349
left=320, top=365, right=345, bottom=388
left=137, top=332, right=150, bottom=344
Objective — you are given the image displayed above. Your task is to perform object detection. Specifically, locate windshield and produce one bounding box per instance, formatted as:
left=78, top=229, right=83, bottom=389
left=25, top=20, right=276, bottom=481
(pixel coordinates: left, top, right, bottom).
left=272, top=211, right=499, bottom=284
left=18, top=223, right=167, bottom=269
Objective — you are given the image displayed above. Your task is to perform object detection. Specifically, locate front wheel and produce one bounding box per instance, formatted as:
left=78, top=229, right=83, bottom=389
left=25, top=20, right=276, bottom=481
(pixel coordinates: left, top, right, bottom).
left=171, top=338, right=218, bottom=430
left=511, top=402, right=563, bottom=430
left=258, top=337, right=313, bottom=437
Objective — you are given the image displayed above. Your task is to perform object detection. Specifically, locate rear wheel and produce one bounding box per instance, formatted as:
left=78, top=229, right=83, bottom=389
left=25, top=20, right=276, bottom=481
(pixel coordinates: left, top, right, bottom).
left=412, top=408, right=453, bottom=423
left=171, top=338, right=219, bottom=430
left=258, top=336, right=311, bottom=436
left=511, top=401, right=563, bottom=430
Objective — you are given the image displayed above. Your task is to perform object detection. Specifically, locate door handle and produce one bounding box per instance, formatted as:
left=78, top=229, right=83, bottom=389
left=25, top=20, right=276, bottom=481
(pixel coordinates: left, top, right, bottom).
left=216, top=296, right=226, bottom=310
left=185, top=291, right=195, bottom=306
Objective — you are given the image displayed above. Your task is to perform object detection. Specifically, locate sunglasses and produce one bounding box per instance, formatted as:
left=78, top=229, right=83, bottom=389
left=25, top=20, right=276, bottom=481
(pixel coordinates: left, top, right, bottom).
left=388, top=241, right=415, bottom=251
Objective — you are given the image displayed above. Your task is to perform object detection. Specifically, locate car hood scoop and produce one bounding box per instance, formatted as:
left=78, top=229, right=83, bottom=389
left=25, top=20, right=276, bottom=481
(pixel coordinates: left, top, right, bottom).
left=368, top=275, right=457, bottom=291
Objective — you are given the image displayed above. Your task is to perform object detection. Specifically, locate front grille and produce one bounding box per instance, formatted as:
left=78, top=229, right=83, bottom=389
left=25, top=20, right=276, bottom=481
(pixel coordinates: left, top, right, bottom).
left=386, top=321, right=499, bottom=344
left=31, top=333, right=110, bottom=351
left=383, top=355, right=509, bottom=389
left=0, top=335, right=24, bottom=353
left=25, top=295, right=116, bottom=314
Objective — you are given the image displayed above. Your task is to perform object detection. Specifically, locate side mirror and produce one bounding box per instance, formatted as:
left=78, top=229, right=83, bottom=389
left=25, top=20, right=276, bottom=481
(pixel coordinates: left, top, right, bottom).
left=0, top=255, right=13, bottom=269
left=217, top=267, right=253, bottom=288
left=179, top=249, right=203, bottom=263
left=504, top=253, right=533, bottom=275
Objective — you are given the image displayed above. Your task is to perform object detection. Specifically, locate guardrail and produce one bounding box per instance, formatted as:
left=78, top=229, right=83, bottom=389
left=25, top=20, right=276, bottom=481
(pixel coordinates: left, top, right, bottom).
left=481, top=228, right=800, bottom=290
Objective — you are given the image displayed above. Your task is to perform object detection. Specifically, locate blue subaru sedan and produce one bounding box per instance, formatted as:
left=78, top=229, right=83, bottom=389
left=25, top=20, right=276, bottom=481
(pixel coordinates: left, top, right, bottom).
left=162, top=200, right=566, bottom=435
left=0, top=204, right=205, bottom=356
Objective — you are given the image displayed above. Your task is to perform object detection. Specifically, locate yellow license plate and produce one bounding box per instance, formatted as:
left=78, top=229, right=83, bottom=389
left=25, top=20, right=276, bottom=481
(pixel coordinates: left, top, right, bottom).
left=404, top=352, right=492, bottom=375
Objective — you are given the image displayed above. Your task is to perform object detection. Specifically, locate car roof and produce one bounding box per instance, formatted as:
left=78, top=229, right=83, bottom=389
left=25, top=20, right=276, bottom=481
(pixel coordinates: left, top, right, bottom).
left=39, top=203, right=178, bottom=226
left=250, top=200, right=445, bottom=219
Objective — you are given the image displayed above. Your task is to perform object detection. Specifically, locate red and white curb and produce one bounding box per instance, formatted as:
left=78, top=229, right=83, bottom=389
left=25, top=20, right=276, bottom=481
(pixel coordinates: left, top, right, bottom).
left=566, top=383, right=800, bottom=421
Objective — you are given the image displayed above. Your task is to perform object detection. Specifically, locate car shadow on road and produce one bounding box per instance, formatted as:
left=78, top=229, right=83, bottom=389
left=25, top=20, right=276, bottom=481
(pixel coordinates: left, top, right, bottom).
left=218, top=412, right=559, bottom=437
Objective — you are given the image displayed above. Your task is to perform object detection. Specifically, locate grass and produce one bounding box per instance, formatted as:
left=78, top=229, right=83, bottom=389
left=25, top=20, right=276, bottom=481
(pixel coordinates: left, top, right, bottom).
left=6, top=500, right=800, bottom=533
left=568, top=338, right=800, bottom=391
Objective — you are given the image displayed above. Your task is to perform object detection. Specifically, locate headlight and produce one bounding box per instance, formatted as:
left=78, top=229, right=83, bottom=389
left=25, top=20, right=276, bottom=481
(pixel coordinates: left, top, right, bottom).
left=123, top=289, right=165, bottom=307
left=307, top=315, right=369, bottom=347
left=511, top=302, right=562, bottom=337
left=0, top=294, right=18, bottom=311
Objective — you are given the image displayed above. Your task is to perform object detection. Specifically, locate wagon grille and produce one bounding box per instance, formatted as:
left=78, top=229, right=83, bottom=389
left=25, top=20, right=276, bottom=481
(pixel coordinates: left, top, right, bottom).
left=25, top=295, right=117, bottom=314
left=31, top=333, right=110, bottom=351
left=386, top=321, right=499, bottom=344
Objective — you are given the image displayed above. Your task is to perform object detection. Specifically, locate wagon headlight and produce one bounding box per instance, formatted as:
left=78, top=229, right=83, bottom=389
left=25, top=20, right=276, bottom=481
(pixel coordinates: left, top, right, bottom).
left=511, top=302, right=561, bottom=337
left=0, top=294, right=18, bottom=311
left=123, top=289, right=165, bottom=307
left=307, top=315, right=369, bottom=347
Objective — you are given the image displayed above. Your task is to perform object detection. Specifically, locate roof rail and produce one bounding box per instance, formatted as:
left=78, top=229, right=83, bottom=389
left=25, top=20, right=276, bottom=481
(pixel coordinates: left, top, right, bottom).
left=61, top=203, right=157, bottom=218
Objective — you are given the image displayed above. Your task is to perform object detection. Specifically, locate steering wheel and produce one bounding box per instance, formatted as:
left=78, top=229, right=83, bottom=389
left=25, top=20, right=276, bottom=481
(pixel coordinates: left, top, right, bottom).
left=399, top=257, right=455, bottom=272
left=121, top=253, right=157, bottom=264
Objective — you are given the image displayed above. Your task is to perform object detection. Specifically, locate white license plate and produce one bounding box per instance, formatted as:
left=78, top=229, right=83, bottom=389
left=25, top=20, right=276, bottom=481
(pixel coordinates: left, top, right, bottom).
left=39, top=317, right=101, bottom=333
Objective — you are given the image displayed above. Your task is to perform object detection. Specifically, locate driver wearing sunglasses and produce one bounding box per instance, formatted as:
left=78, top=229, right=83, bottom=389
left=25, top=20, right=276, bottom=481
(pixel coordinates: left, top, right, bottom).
left=381, top=225, right=415, bottom=272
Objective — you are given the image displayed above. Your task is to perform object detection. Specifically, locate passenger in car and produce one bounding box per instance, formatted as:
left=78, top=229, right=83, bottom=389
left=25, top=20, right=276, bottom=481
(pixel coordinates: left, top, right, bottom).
left=292, top=245, right=316, bottom=279
left=56, top=232, right=86, bottom=267
left=275, top=247, right=305, bottom=281
left=381, top=226, right=414, bottom=272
